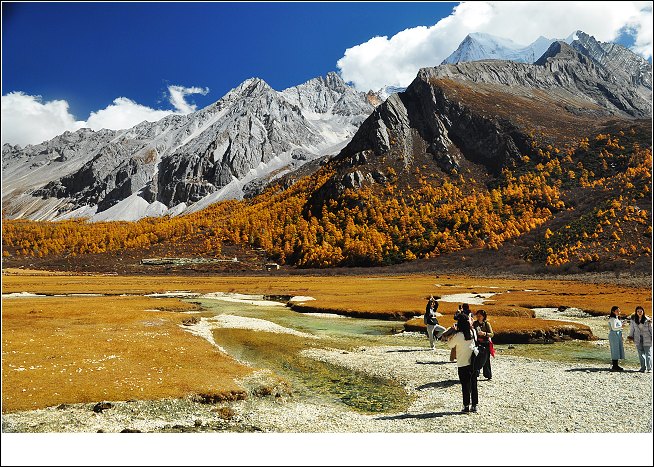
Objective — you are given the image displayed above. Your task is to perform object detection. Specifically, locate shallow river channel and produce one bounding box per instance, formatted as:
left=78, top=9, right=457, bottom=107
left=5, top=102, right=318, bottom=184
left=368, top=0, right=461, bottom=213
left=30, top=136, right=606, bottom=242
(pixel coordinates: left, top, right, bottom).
left=185, top=296, right=640, bottom=415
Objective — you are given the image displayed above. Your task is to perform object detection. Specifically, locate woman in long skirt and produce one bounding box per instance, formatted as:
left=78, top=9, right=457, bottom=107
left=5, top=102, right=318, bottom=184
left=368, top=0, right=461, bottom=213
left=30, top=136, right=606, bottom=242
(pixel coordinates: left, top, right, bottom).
left=608, top=305, right=625, bottom=372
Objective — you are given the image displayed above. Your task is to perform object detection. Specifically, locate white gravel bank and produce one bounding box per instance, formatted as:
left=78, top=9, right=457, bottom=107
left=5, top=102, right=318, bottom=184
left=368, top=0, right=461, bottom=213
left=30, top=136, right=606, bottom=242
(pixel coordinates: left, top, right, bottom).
left=2, top=344, right=651, bottom=434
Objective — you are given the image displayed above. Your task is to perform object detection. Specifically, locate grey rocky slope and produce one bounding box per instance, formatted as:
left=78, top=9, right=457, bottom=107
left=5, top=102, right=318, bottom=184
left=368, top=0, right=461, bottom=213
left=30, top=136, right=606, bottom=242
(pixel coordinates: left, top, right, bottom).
left=1, top=73, right=374, bottom=221
left=306, top=39, right=651, bottom=211
left=569, top=30, right=652, bottom=89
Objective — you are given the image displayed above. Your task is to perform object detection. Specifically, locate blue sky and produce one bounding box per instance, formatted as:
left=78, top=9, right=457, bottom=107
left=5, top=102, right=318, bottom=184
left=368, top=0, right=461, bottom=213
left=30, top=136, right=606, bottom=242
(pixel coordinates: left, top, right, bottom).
left=2, top=2, right=456, bottom=118
left=2, top=1, right=651, bottom=147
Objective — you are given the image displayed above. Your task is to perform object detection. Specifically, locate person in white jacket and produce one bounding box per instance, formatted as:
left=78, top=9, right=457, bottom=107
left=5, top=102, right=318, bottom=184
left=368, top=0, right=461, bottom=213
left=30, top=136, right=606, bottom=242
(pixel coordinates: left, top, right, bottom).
left=628, top=306, right=652, bottom=373
left=447, top=313, right=479, bottom=413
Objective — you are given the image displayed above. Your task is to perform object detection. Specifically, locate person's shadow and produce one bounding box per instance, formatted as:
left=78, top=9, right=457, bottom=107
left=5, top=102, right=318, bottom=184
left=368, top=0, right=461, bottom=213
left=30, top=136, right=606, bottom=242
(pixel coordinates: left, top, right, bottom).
left=375, top=379, right=464, bottom=420
left=415, top=360, right=451, bottom=365
left=375, top=410, right=462, bottom=421
left=565, top=367, right=641, bottom=373
left=416, top=380, right=459, bottom=390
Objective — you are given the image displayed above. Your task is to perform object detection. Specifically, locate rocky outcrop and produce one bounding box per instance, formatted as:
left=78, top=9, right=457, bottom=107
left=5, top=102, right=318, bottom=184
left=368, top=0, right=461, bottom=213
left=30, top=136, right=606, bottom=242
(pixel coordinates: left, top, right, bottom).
left=570, top=30, right=652, bottom=90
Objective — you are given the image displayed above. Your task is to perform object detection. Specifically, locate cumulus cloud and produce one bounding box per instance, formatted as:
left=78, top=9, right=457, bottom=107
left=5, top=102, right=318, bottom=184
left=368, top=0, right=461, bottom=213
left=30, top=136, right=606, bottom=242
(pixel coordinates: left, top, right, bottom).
left=84, top=97, right=173, bottom=132
left=1, top=84, right=210, bottom=147
left=337, top=1, right=654, bottom=92
left=1, top=92, right=85, bottom=147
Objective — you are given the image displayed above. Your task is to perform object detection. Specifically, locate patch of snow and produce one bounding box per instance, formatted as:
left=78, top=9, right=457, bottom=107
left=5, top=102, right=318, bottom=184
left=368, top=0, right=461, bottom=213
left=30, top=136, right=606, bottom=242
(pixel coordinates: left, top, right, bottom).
left=166, top=202, right=187, bottom=217
left=438, top=292, right=496, bottom=305
left=211, top=314, right=318, bottom=338
left=199, top=292, right=286, bottom=307
left=288, top=296, right=316, bottom=302
left=145, top=291, right=201, bottom=298
left=2, top=292, right=47, bottom=298
left=179, top=319, right=228, bottom=353
left=54, top=204, right=98, bottom=221
left=90, top=193, right=151, bottom=222
left=301, top=313, right=347, bottom=319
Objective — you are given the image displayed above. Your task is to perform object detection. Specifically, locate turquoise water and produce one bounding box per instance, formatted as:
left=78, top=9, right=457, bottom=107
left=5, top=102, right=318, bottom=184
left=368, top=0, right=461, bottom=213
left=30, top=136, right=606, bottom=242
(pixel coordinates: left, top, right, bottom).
left=193, top=298, right=413, bottom=413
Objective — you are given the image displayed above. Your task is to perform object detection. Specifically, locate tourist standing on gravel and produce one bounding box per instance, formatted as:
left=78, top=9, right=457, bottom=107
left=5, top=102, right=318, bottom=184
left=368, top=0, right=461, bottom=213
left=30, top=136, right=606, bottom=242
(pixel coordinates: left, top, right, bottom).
left=608, top=306, right=626, bottom=372
left=447, top=314, right=478, bottom=413
left=473, top=310, right=494, bottom=380
left=628, top=306, right=652, bottom=373
left=424, top=296, right=446, bottom=350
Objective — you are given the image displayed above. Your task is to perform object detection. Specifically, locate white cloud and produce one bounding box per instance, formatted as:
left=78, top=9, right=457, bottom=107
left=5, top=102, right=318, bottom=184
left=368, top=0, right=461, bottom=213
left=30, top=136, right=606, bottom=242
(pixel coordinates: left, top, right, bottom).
left=1, top=84, right=210, bottom=147
left=337, top=1, right=654, bottom=92
left=168, top=85, right=210, bottom=113
left=84, top=97, right=174, bottom=132
left=1, top=92, right=85, bottom=147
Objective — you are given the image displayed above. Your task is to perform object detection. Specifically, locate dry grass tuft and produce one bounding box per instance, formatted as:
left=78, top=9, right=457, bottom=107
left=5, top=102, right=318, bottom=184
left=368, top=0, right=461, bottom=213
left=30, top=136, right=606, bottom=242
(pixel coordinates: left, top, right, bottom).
left=212, top=406, right=236, bottom=419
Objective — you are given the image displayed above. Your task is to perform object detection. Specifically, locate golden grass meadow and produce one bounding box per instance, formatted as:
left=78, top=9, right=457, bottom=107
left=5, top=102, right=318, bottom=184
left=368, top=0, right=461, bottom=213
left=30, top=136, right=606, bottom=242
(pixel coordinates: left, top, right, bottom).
left=2, top=268, right=650, bottom=413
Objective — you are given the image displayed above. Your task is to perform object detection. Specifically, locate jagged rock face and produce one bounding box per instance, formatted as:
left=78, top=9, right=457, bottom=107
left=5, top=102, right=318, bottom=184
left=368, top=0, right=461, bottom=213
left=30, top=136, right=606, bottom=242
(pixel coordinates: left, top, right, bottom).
left=338, top=76, right=527, bottom=176
left=156, top=78, right=323, bottom=206
left=428, top=42, right=651, bottom=119
left=534, top=41, right=651, bottom=118
left=27, top=114, right=190, bottom=213
left=309, top=42, right=651, bottom=211
left=2, top=73, right=373, bottom=221
left=570, top=31, right=652, bottom=90
left=281, top=71, right=372, bottom=116
left=442, top=30, right=652, bottom=115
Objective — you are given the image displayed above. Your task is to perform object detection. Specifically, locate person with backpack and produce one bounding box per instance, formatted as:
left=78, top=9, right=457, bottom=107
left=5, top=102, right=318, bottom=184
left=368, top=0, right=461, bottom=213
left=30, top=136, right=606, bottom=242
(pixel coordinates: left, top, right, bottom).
left=446, top=313, right=479, bottom=413
left=472, top=309, right=494, bottom=380
left=424, top=296, right=446, bottom=350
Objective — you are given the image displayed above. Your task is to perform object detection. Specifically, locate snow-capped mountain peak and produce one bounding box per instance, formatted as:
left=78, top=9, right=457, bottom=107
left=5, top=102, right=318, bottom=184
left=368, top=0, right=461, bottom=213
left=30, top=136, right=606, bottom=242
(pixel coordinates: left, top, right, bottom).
left=443, top=32, right=559, bottom=65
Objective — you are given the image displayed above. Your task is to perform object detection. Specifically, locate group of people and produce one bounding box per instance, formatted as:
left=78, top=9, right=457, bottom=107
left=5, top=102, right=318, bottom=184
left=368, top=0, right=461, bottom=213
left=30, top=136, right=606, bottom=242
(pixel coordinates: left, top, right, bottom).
left=423, top=296, right=652, bottom=414
left=608, top=305, right=652, bottom=373
left=424, top=296, right=494, bottom=413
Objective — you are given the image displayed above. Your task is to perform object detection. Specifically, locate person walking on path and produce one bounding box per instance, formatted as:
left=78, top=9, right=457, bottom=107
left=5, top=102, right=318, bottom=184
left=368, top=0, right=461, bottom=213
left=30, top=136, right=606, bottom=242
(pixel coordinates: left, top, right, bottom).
left=447, top=314, right=479, bottom=413
left=473, top=309, right=494, bottom=380
left=608, top=305, right=626, bottom=372
left=424, top=296, right=446, bottom=350
left=628, top=306, right=652, bottom=373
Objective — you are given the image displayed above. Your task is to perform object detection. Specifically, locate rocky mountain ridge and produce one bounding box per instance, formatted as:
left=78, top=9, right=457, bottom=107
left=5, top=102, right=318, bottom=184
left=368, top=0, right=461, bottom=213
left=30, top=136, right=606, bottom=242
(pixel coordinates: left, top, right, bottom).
left=306, top=38, right=651, bottom=212
left=3, top=31, right=650, bottom=224
left=1, top=73, right=373, bottom=221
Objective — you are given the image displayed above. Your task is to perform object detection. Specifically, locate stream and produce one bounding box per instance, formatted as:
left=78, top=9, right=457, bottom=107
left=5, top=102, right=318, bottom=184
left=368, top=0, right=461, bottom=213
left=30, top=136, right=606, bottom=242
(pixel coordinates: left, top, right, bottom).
left=182, top=295, right=640, bottom=415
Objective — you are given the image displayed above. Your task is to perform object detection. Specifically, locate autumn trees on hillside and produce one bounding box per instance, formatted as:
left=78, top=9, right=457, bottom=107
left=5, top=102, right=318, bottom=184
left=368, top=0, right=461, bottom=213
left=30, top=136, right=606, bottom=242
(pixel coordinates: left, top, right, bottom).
left=3, top=128, right=651, bottom=269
